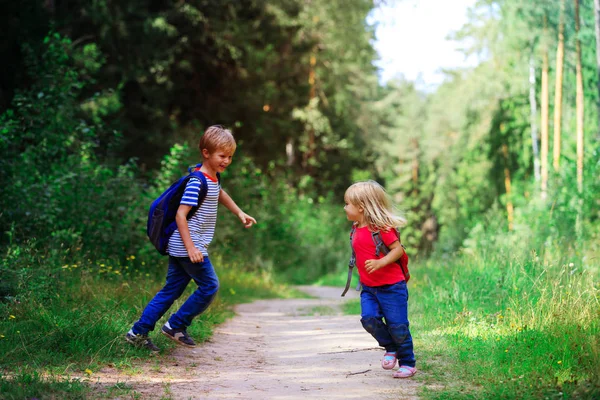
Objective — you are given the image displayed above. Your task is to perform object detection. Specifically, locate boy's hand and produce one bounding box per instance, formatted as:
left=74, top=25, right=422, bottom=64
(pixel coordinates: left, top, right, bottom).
left=237, top=211, right=257, bottom=228
left=187, top=247, right=204, bottom=263
left=364, top=259, right=384, bottom=274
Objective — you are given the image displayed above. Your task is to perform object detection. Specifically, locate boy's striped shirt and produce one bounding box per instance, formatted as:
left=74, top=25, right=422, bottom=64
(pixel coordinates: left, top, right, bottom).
left=167, top=174, right=220, bottom=257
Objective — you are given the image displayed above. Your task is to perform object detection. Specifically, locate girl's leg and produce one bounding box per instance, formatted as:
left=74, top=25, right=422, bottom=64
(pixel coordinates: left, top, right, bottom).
left=168, top=256, right=219, bottom=330
left=360, top=286, right=396, bottom=353
left=377, top=281, right=415, bottom=368
left=133, top=256, right=191, bottom=335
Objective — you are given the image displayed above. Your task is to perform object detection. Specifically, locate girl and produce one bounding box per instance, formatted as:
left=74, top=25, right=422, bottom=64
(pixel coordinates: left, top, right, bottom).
left=344, top=180, right=416, bottom=378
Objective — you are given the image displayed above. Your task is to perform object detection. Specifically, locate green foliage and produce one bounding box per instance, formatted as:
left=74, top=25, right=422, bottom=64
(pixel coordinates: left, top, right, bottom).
left=210, top=153, right=349, bottom=283
left=0, top=33, right=147, bottom=303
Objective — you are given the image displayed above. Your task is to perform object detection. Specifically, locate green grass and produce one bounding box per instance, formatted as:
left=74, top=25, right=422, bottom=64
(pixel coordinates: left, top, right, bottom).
left=0, top=254, right=296, bottom=399
left=340, top=244, right=600, bottom=399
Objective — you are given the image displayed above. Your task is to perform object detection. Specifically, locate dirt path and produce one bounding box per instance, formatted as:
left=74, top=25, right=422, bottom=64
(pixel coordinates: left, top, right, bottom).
left=94, top=286, right=419, bottom=399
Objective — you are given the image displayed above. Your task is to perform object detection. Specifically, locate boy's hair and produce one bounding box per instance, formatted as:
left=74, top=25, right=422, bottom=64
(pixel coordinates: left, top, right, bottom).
left=199, top=125, right=236, bottom=154
left=344, top=180, right=407, bottom=231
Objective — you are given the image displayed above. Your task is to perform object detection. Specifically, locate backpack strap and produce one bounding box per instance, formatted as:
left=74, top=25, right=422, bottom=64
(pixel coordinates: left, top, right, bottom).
left=341, top=224, right=358, bottom=297
left=371, top=229, right=409, bottom=279
left=186, top=163, right=221, bottom=220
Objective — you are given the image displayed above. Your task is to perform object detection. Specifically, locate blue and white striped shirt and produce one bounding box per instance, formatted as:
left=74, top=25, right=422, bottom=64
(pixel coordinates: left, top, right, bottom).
left=167, top=174, right=220, bottom=257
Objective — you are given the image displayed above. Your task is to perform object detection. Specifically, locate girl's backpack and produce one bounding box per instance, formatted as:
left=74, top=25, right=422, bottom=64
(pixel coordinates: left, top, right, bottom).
left=341, top=226, right=410, bottom=297
left=147, top=164, right=220, bottom=255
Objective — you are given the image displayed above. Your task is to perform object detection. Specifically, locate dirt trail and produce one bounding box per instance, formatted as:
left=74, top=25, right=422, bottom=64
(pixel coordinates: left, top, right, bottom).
left=94, top=286, right=419, bottom=399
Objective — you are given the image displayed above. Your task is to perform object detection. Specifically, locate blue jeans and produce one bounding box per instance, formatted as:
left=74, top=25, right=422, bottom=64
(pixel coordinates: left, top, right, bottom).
left=360, top=280, right=415, bottom=367
left=132, top=256, right=219, bottom=335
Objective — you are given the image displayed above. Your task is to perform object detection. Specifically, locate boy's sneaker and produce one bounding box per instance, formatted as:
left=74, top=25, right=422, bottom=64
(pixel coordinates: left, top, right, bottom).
left=125, top=330, right=160, bottom=352
left=161, top=322, right=196, bottom=347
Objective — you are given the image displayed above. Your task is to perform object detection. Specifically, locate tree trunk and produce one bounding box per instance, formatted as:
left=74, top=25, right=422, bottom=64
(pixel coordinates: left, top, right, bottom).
left=553, top=0, right=565, bottom=170
left=502, top=144, right=514, bottom=231
left=594, top=0, right=600, bottom=137
left=575, top=0, right=585, bottom=193
left=303, top=47, right=318, bottom=171
left=541, top=22, right=550, bottom=199
left=411, top=138, right=420, bottom=195
left=529, top=56, right=541, bottom=182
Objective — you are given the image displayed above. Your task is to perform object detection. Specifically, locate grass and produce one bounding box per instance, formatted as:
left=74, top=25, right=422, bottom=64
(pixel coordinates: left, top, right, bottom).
left=338, top=243, right=600, bottom=399
left=0, top=253, right=297, bottom=399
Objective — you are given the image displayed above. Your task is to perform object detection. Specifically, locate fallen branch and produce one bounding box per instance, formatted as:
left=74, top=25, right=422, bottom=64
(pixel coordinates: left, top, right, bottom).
left=318, top=347, right=381, bottom=355
left=346, top=369, right=371, bottom=377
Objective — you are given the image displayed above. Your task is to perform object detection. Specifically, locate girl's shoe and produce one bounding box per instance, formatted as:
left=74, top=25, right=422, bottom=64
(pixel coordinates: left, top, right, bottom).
left=393, top=365, right=417, bottom=378
left=381, top=352, right=397, bottom=370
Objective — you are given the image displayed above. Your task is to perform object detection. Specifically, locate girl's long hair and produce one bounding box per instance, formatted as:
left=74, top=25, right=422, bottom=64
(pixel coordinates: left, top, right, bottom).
left=344, top=180, right=406, bottom=232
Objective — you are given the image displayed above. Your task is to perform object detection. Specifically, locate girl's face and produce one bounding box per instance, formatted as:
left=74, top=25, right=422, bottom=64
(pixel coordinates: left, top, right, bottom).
left=344, top=200, right=363, bottom=223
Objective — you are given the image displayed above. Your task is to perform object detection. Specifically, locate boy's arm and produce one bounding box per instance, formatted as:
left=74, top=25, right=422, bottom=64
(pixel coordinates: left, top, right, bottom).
left=175, top=204, right=204, bottom=263
left=219, top=189, right=257, bottom=228
left=364, top=241, right=405, bottom=274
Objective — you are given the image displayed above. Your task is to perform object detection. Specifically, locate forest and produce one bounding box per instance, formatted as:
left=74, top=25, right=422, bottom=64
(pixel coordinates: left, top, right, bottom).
left=0, top=0, right=598, bottom=398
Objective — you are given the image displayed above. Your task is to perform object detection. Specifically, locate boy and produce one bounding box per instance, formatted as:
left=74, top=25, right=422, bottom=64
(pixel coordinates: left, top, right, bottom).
left=126, top=125, right=256, bottom=351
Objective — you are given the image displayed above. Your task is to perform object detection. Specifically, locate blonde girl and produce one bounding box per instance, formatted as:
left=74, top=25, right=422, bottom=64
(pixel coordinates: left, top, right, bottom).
left=344, top=180, right=416, bottom=378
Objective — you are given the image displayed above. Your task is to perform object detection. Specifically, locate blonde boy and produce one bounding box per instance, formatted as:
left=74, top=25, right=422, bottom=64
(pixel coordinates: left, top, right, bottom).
left=127, top=125, right=256, bottom=351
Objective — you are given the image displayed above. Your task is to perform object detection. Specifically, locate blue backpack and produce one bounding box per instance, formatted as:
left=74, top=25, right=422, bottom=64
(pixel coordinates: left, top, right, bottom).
left=147, top=164, right=220, bottom=255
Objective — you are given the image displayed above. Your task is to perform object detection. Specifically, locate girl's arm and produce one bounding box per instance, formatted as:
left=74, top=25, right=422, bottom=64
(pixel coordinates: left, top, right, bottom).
left=364, top=240, right=405, bottom=274
left=175, top=204, right=204, bottom=263
left=219, top=189, right=257, bottom=228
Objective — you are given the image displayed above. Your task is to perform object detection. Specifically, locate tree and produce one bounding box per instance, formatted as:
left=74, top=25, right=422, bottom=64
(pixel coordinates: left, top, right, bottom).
left=553, top=0, right=566, bottom=170
left=574, top=0, right=584, bottom=193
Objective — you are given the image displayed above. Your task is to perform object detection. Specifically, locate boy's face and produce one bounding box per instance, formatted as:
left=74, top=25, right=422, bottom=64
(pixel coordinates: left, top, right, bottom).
left=202, top=148, right=234, bottom=174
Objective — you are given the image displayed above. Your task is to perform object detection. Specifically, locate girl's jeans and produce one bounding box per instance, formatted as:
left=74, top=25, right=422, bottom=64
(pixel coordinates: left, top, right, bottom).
left=360, top=280, right=416, bottom=367
left=132, top=256, right=219, bottom=335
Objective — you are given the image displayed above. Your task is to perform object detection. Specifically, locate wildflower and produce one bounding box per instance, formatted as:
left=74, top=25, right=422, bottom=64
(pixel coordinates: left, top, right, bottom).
left=557, top=361, right=562, bottom=365
left=0, top=334, right=4, bottom=338
left=85, top=369, right=92, bottom=376
left=229, top=288, right=236, bottom=295
left=62, top=265, right=69, bottom=269
left=9, top=315, right=15, bottom=319
left=505, top=349, right=509, bottom=353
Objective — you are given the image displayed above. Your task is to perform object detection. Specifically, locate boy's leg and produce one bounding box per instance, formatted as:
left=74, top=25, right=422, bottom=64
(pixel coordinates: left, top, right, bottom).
left=132, top=256, right=191, bottom=335
left=167, top=256, right=219, bottom=330
left=360, top=286, right=396, bottom=352
left=378, top=281, right=415, bottom=368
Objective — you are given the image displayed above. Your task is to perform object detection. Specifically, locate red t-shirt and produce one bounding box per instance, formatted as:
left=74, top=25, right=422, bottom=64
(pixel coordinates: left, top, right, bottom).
left=352, top=226, right=406, bottom=287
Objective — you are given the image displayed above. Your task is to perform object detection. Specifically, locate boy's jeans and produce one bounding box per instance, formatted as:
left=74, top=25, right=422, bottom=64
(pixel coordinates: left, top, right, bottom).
left=132, top=256, right=219, bottom=335
left=360, top=280, right=416, bottom=367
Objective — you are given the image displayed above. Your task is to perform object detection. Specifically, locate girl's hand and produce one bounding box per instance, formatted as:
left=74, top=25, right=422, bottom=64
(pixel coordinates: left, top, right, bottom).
left=238, top=211, right=257, bottom=228
left=364, top=259, right=384, bottom=274
left=187, top=247, right=204, bottom=263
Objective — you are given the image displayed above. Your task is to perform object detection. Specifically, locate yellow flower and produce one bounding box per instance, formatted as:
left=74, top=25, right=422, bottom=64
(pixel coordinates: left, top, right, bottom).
left=129, top=255, right=135, bottom=260
left=9, top=315, right=15, bottom=319
left=557, top=361, right=562, bottom=365
left=229, top=288, right=236, bottom=295
left=505, top=349, right=509, bottom=353
left=0, top=334, right=4, bottom=338
left=85, top=369, right=92, bottom=376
